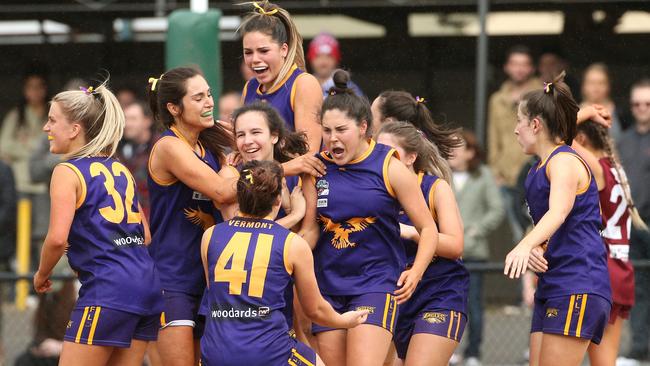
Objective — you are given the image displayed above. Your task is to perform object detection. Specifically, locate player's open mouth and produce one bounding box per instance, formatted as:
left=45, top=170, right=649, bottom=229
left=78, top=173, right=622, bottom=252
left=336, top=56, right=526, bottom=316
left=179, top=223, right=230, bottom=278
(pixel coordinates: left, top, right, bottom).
left=332, top=147, right=345, bottom=158
left=253, top=66, right=269, bottom=74
left=201, top=111, right=213, bottom=118
left=47, top=135, right=54, bottom=140
left=245, top=147, right=260, bottom=154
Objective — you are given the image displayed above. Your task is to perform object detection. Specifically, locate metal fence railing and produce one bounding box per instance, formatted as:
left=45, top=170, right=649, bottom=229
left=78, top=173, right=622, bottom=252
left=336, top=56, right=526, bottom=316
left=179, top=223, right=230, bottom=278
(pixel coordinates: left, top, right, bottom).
left=1, top=261, right=649, bottom=366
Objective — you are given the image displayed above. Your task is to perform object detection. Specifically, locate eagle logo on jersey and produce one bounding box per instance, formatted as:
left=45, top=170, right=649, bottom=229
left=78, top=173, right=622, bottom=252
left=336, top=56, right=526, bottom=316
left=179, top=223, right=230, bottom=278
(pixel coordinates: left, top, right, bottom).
left=318, top=215, right=376, bottom=249
left=184, top=207, right=215, bottom=230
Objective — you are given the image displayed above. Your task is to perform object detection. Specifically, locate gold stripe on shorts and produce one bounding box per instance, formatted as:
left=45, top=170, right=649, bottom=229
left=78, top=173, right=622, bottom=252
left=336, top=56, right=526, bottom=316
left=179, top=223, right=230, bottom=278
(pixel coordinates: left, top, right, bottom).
left=454, top=311, right=462, bottom=341
left=563, top=295, right=576, bottom=336
left=75, top=306, right=90, bottom=343
left=382, top=294, right=391, bottom=329
left=389, top=296, right=398, bottom=333
left=575, top=294, right=588, bottom=338
left=88, top=306, right=102, bottom=345
left=291, top=348, right=314, bottom=366
left=447, top=310, right=455, bottom=339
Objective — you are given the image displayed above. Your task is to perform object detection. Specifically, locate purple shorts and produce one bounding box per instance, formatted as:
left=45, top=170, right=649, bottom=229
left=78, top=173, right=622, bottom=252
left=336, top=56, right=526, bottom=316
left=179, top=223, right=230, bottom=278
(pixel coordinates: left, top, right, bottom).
left=64, top=306, right=158, bottom=348
left=312, top=292, right=398, bottom=334
left=160, top=290, right=205, bottom=339
left=394, top=309, right=466, bottom=359
left=531, top=293, right=610, bottom=344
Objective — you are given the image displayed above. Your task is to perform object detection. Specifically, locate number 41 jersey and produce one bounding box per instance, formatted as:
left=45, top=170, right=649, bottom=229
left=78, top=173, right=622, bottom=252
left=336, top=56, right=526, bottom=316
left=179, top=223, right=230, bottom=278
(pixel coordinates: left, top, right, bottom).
left=62, top=157, right=162, bottom=316
left=202, top=217, right=295, bottom=365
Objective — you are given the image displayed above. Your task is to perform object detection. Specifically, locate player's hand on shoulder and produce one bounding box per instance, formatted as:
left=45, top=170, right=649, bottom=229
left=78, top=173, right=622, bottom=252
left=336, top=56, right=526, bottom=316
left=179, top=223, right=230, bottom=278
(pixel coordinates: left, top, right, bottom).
left=283, top=154, right=325, bottom=178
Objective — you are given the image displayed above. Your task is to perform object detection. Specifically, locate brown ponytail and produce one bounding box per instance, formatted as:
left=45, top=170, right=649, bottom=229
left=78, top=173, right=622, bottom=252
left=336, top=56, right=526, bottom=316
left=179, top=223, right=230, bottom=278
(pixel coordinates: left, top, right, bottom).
left=520, top=71, right=579, bottom=145
left=375, top=90, right=462, bottom=159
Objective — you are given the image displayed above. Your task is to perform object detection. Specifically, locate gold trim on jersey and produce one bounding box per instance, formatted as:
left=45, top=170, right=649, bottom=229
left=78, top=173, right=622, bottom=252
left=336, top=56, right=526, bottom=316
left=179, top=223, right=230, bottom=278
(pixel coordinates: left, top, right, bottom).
left=242, top=79, right=250, bottom=101
left=382, top=148, right=397, bottom=198
left=258, top=64, right=299, bottom=96
left=60, top=163, right=87, bottom=209
left=283, top=232, right=295, bottom=275
left=170, top=126, right=206, bottom=158
left=148, top=136, right=180, bottom=186
left=545, top=152, right=592, bottom=195
left=537, top=145, right=563, bottom=170
left=290, top=73, right=309, bottom=112
left=428, top=178, right=441, bottom=222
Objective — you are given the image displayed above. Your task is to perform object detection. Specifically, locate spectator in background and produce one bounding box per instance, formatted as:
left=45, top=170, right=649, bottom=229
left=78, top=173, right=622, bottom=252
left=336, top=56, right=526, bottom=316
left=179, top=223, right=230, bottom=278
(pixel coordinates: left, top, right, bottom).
left=115, top=85, right=138, bottom=109
left=0, top=66, right=50, bottom=269
left=307, top=32, right=364, bottom=98
left=487, top=45, right=539, bottom=243
left=580, top=63, right=629, bottom=141
left=617, top=79, right=650, bottom=366
left=218, top=91, right=241, bottom=124
left=448, top=130, right=504, bottom=366
left=115, top=101, right=154, bottom=218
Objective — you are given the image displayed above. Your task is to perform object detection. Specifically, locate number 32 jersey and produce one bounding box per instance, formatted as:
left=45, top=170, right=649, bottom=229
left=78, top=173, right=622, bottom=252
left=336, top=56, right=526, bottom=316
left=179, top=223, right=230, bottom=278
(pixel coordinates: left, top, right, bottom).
left=62, top=157, right=162, bottom=315
left=202, top=217, right=295, bottom=365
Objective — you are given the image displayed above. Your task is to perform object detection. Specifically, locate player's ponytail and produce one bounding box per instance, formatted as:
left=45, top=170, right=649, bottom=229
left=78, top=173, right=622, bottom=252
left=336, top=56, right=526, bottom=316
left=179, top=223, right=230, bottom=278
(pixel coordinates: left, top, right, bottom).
left=375, top=91, right=462, bottom=160
left=237, top=160, right=283, bottom=217
left=521, top=71, right=580, bottom=145
left=376, top=121, right=452, bottom=183
left=52, top=80, right=124, bottom=160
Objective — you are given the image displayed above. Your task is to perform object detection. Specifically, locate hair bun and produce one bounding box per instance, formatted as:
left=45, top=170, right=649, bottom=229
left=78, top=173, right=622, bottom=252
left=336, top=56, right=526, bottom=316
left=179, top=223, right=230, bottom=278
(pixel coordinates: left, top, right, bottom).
left=329, top=69, right=351, bottom=95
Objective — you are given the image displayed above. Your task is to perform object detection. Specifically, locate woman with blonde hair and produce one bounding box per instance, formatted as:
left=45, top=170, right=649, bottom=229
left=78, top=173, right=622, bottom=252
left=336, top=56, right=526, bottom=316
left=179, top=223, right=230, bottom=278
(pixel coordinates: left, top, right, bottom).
left=35, top=81, right=162, bottom=366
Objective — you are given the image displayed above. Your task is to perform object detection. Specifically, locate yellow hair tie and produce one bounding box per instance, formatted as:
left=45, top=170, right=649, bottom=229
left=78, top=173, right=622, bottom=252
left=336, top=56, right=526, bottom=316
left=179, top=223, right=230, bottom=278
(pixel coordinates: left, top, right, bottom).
left=415, top=96, right=425, bottom=104
left=148, top=74, right=164, bottom=91
left=80, top=86, right=94, bottom=94
left=242, top=169, right=254, bottom=184
left=253, top=2, right=278, bottom=16
left=543, top=82, right=553, bottom=94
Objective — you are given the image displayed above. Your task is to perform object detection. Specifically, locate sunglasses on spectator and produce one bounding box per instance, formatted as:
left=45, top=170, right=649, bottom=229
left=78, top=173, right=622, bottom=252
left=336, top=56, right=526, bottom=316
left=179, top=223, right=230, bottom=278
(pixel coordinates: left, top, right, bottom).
left=631, top=101, right=650, bottom=108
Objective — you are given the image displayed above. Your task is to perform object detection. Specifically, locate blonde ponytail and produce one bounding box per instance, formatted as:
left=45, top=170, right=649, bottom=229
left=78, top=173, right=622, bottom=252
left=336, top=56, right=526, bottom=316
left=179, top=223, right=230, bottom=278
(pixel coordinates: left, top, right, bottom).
left=53, top=80, right=124, bottom=160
